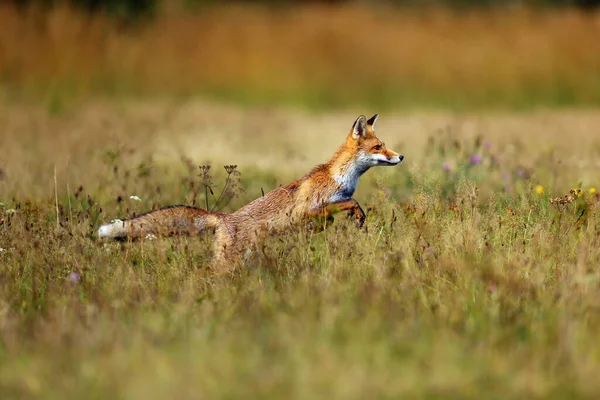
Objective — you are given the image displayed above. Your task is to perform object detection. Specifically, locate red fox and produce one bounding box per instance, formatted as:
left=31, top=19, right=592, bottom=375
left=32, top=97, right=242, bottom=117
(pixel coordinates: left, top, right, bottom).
left=98, top=114, right=403, bottom=272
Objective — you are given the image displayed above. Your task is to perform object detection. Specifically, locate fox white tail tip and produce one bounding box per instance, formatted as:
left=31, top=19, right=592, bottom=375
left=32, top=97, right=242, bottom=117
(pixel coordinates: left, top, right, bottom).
left=97, top=224, right=112, bottom=238
left=97, top=220, right=126, bottom=239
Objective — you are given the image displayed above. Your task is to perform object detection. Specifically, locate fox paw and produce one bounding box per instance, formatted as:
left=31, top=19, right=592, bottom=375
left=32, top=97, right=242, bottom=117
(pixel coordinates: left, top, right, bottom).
left=355, top=213, right=366, bottom=228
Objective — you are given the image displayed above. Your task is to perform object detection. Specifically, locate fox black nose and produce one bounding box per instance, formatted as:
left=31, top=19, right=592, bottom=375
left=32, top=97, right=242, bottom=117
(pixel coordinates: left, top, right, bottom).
left=399, top=155, right=404, bottom=161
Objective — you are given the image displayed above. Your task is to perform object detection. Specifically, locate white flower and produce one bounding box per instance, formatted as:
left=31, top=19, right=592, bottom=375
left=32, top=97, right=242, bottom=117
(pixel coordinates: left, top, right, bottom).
left=5, top=209, right=16, bottom=214
left=110, top=219, right=123, bottom=224
left=145, top=234, right=157, bottom=241
left=0, top=248, right=5, bottom=253
left=129, top=196, right=141, bottom=202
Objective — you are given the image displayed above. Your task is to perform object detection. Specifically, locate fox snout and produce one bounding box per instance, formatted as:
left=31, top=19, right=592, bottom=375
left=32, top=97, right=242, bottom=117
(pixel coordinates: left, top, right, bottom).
left=380, top=151, right=403, bottom=166
left=386, top=152, right=404, bottom=165
left=368, top=152, right=403, bottom=166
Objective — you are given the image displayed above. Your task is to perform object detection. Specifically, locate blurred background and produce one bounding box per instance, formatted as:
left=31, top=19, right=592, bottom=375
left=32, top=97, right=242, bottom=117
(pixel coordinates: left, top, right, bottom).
left=1, top=0, right=599, bottom=111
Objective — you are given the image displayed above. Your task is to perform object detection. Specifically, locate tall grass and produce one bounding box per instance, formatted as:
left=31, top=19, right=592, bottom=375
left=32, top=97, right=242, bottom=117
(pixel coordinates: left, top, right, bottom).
left=1, top=101, right=600, bottom=397
left=1, top=3, right=600, bottom=109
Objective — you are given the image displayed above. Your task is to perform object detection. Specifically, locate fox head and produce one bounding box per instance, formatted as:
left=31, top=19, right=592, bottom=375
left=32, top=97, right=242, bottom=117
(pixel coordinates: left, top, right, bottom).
left=348, top=114, right=404, bottom=169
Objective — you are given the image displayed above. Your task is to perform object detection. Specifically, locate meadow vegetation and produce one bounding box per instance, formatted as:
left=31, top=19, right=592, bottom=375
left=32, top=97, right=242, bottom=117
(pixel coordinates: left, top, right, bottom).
left=1, top=101, right=600, bottom=398
left=1, top=2, right=600, bottom=398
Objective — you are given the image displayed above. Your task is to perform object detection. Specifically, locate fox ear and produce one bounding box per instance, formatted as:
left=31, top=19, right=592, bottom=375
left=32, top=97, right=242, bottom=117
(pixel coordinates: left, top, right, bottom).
left=367, top=113, right=379, bottom=131
left=352, top=115, right=368, bottom=139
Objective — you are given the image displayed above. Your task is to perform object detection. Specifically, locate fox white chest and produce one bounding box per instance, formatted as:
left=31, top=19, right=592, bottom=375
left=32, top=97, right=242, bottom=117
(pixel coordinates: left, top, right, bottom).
left=328, top=166, right=364, bottom=203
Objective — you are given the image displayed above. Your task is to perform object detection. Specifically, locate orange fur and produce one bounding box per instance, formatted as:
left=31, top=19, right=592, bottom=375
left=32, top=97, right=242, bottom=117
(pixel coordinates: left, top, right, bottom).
left=98, top=114, right=403, bottom=273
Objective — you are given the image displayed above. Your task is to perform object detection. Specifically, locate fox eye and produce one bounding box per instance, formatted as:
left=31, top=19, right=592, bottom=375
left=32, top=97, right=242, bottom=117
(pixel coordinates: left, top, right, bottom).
left=373, top=144, right=383, bottom=151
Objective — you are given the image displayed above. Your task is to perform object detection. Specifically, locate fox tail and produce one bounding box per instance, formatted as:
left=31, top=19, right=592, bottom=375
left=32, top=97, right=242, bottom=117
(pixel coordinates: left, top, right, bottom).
left=97, top=205, right=219, bottom=240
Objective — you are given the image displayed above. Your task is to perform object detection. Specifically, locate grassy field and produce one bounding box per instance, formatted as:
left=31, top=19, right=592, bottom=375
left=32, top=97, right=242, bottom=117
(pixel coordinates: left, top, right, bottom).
left=1, top=100, right=600, bottom=398
left=1, top=3, right=600, bottom=397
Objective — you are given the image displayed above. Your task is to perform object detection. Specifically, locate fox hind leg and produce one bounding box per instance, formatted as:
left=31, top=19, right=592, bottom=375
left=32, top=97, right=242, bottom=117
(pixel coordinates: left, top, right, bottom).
left=207, top=226, right=237, bottom=275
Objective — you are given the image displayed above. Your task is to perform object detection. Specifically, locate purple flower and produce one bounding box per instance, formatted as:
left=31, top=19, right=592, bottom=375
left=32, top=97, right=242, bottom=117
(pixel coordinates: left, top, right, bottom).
left=516, top=169, right=525, bottom=178
left=502, top=172, right=511, bottom=181
left=69, top=272, right=80, bottom=284
left=442, top=162, right=451, bottom=172
left=470, top=154, right=482, bottom=165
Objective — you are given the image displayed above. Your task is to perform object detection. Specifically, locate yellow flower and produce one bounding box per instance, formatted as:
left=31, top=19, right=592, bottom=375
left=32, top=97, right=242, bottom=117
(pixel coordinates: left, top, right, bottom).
left=535, top=185, right=544, bottom=194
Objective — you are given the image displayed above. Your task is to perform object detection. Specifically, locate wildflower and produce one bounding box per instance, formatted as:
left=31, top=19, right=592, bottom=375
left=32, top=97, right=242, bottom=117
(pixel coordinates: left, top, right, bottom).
left=442, top=162, right=451, bottom=172
left=0, top=248, right=5, bottom=253
left=145, top=234, right=157, bottom=241
left=470, top=155, right=482, bottom=165
left=110, top=219, right=123, bottom=224
left=590, top=188, right=596, bottom=194
left=535, top=185, right=544, bottom=194
left=484, top=140, right=492, bottom=150
left=69, top=272, right=80, bottom=284
left=129, top=195, right=141, bottom=201
left=5, top=209, right=16, bottom=214
left=516, top=169, right=525, bottom=178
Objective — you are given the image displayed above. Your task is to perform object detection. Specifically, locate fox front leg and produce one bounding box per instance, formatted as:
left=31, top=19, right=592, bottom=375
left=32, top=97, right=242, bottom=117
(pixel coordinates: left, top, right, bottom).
left=329, top=199, right=366, bottom=228
left=309, top=199, right=366, bottom=229
left=345, top=199, right=366, bottom=228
